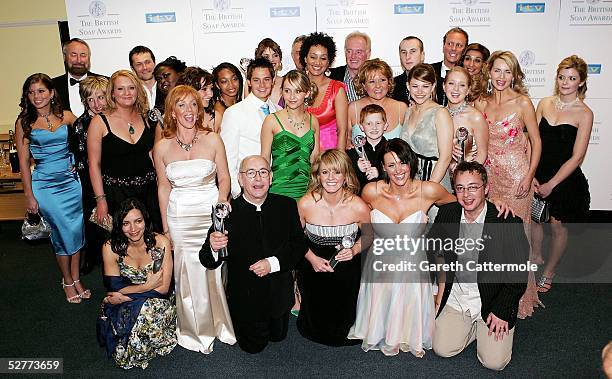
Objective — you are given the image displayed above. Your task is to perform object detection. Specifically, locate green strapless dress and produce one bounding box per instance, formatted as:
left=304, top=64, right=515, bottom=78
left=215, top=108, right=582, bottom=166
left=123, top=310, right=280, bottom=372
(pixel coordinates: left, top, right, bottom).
left=269, top=113, right=315, bottom=200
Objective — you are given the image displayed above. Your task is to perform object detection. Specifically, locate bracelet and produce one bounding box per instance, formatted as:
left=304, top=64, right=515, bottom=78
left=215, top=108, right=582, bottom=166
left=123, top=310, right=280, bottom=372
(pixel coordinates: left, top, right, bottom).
left=94, top=194, right=106, bottom=201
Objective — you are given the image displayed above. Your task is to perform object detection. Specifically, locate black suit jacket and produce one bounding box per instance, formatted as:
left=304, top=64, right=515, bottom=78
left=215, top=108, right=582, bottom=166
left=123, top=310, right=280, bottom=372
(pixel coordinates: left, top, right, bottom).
left=329, top=65, right=347, bottom=82
left=427, top=201, right=529, bottom=329
left=199, top=194, right=307, bottom=322
left=392, top=71, right=409, bottom=105
left=430, top=61, right=447, bottom=106
left=52, top=71, right=106, bottom=112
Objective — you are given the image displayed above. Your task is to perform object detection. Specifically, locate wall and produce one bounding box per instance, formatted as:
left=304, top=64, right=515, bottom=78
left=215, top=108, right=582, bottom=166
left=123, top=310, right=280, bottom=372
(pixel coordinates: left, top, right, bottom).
left=0, top=0, right=66, bottom=133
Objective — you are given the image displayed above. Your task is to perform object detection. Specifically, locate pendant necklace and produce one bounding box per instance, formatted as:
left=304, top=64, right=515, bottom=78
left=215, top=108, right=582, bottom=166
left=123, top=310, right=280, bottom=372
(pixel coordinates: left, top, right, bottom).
left=553, top=95, right=579, bottom=111
left=127, top=122, right=135, bottom=135
left=176, top=133, right=199, bottom=152
left=446, top=101, right=468, bottom=118
left=286, top=109, right=307, bottom=131
left=40, top=113, right=53, bottom=130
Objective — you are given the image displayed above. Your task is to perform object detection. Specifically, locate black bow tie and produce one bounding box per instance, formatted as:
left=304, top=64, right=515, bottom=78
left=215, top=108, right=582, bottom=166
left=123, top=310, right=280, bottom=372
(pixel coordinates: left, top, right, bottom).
left=69, top=78, right=81, bottom=86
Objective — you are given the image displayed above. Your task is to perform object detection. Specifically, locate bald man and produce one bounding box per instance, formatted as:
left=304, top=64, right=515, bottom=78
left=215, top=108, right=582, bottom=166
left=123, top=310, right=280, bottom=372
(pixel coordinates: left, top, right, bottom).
left=199, top=156, right=307, bottom=353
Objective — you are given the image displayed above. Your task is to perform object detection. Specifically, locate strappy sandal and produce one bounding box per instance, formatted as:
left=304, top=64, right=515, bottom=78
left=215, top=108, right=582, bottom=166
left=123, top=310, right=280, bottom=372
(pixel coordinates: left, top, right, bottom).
left=73, top=279, right=91, bottom=299
left=61, top=279, right=82, bottom=304
left=536, top=276, right=553, bottom=293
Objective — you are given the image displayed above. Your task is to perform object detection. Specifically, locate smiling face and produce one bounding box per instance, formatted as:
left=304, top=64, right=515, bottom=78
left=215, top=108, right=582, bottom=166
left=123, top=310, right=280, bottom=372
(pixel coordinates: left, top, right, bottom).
left=444, top=70, right=470, bottom=105
left=248, top=67, right=274, bottom=101
left=157, top=66, right=179, bottom=95
left=345, top=36, right=369, bottom=73
left=359, top=113, right=387, bottom=141
left=261, top=47, right=281, bottom=72
left=238, top=156, right=272, bottom=203
left=86, top=89, right=107, bottom=115
left=217, top=68, right=240, bottom=99
left=172, top=93, right=198, bottom=129
left=318, top=163, right=346, bottom=195
left=443, top=31, right=467, bottom=67
left=291, top=41, right=304, bottom=70
left=463, top=50, right=485, bottom=76
left=383, top=151, right=410, bottom=186
left=27, top=81, right=53, bottom=111
left=556, top=68, right=583, bottom=97
left=305, top=45, right=330, bottom=77
left=364, top=70, right=390, bottom=100
left=112, top=75, right=138, bottom=108
left=489, top=58, right=513, bottom=92
left=122, top=208, right=145, bottom=243
left=282, top=80, right=309, bottom=110
left=199, top=78, right=214, bottom=107
left=399, top=39, right=424, bottom=72
left=408, top=77, right=435, bottom=105
left=131, top=52, right=155, bottom=82
left=64, top=41, right=91, bottom=77
left=454, top=170, right=487, bottom=215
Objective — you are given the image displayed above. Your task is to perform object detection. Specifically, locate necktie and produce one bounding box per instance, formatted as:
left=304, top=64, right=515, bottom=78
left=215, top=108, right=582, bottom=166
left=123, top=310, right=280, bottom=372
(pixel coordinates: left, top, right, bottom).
left=69, top=78, right=81, bottom=86
left=260, top=104, right=270, bottom=116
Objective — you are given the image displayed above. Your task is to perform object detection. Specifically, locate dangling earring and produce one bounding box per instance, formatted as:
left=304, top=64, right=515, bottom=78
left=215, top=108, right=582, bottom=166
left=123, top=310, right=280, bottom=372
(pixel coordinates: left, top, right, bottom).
left=511, top=78, right=515, bottom=88
left=487, top=78, right=492, bottom=93
left=50, top=98, right=55, bottom=105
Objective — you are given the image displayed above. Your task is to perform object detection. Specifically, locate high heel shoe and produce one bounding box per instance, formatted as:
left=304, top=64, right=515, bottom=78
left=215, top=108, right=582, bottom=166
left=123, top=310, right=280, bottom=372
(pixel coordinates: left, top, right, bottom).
left=73, top=279, right=91, bottom=299
left=61, top=279, right=82, bottom=304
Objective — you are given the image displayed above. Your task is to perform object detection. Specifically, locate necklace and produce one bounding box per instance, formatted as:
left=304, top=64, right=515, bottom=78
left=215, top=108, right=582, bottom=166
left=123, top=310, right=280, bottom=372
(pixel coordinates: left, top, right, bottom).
left=286, top=109, right=307, bottom=131
left=127, top=122, right=135, bottom=135
left=446, top=101, right=468, bottom=118
left=323, top=197, right=343, bottom=216
left=553, top=95, right=579, bottom=111
left=176, top=133, right=199, bottom=151
left=40, top=113, right=53, bottom=130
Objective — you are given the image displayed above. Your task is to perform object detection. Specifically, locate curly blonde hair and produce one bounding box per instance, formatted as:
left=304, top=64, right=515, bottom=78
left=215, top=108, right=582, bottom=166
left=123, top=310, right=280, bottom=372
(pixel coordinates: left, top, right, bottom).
left=483, top=51, right=528, bottom=97
left=354, top=58, right=395, bottom=97
left=162, top=85, right=210, bottom=138
left=308, top=149, right=360, bottom=202
left=106, top=70, right=149, bottom=116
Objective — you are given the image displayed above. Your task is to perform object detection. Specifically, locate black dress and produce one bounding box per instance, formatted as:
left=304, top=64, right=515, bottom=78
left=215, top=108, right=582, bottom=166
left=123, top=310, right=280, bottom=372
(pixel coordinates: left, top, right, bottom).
left=100, top=114, right=162, bottom=231
left=535, top=117, right=590, bottom=222
left=296, top=223, right=361, bottom=346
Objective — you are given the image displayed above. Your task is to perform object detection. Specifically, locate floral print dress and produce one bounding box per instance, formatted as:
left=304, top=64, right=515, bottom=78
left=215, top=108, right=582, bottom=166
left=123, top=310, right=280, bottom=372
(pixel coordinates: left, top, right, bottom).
left=484, top=112, right=533, bottom=222
left=113, top=258, right=177, bottom=370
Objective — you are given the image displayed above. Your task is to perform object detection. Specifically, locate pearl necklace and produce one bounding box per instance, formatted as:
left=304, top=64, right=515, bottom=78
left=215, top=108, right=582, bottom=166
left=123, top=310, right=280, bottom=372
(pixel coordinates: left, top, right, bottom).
left=553, top=95, right=579, bottom=111
left=176, top=133, right=199, bottom=151
left=446, top=101, right=468, bottom=118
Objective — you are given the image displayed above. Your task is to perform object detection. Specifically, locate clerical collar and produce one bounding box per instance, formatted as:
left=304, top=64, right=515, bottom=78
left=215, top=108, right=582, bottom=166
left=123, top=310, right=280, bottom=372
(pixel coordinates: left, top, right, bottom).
left=242, top=194, right=266, bottom=211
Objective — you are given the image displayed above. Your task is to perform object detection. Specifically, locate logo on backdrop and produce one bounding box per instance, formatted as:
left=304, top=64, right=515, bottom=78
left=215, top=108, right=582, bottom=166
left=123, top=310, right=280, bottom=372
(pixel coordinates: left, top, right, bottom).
left=270, top=7, right=301, bottom=18
left=77, top=1, right=121, bottom=40
left=322, top=0, right=369, bottom=28
left=516, top=3, right=545, bottom=13
left=393, top=4, right=425, bottom=15
left=567, top=0, right=612, bottom=25
left=145, top=12, right=177, bottom=24
left=519, top=50, right=546, bottom=89
left=587, top=64, right=602, bottom=74
left=449, top=0, right=491, bottom=27
left=200, top=1, right=245, bottom=34
left=214, top=0, right=231, bottom=12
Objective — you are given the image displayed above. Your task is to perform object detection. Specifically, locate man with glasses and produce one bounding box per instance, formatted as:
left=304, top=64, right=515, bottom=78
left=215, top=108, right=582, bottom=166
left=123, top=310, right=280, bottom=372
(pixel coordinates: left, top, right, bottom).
left=199, top=155, right=307, bottom=354
left=428, top=161, right=529, bottom=371
left=329, top=31, right=371, bottom=102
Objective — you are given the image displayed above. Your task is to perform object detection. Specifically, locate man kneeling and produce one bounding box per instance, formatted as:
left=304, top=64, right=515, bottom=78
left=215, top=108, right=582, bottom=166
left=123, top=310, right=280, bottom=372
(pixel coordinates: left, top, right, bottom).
left=429, top=161, right=529, bottom=370
left=199, top=155, right=307, bottom=353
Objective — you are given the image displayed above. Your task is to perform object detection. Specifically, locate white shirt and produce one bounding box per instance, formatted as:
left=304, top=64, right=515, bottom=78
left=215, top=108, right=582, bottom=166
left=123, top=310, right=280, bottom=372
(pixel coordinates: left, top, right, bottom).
left=143, top=82, right=157, bottom=109
left=446, top=202, right=487, bottom=322
left=68, top=73, right=86, bottom=116
left=220, top=92, right=279, bottom=198
left=441, top=62, right=452, bottom=79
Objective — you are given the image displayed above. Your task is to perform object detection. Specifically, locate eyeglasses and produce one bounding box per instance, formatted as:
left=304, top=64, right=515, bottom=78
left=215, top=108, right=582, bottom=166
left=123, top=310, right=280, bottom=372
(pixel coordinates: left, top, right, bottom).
left=455, top=184, right=484, bottom=193
left=240, top=168, right=270, bottom=179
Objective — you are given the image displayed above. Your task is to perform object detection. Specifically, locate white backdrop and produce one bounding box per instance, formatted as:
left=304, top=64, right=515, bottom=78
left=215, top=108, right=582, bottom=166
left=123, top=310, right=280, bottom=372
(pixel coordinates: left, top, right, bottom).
left=66, top=0, right=612, bottom=210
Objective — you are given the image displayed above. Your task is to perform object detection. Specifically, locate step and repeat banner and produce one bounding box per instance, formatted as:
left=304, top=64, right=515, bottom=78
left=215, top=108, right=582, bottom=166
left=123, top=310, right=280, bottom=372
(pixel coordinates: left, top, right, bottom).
left=65, top=0, right=612, bottom=210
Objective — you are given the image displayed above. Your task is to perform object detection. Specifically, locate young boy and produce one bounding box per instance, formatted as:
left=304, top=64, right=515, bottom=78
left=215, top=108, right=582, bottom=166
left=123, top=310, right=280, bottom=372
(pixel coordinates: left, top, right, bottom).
left=347, top=104, right=388, bottom=192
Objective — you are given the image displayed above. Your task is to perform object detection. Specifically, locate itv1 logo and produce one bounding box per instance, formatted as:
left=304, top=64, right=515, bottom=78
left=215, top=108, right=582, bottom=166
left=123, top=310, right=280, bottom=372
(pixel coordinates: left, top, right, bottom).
left=394, top=4, right=425, bottom=14
left=516, top=3, right=545, bottom=13
left=145, top=12, right=177, bottom=23
left=588, top=64, right=601, bottom=74
left=270, top=7, right=300, bottom=17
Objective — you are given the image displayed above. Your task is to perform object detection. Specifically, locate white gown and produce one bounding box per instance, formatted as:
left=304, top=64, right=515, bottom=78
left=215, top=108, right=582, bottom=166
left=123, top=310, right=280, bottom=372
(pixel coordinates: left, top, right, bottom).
left=166, top=159, right=236, bottom=353
left=348, top=209, right=434, bottom=357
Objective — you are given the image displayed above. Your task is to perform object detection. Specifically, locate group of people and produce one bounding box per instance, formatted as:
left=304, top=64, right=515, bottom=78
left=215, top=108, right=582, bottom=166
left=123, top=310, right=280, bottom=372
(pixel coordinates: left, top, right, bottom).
left=14, top=26, right=594, bottom=371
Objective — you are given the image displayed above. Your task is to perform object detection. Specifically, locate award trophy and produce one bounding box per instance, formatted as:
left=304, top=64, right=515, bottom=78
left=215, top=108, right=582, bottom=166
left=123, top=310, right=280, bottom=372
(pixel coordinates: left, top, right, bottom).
left=455, top=127, right=469, bottom=162
left=149, top=246, right=165, bottom=273
left=212, top=203, right=230, bottom=258
left=353, top=134, right=368, bottom=163
left=148, top=107, right=164, bottom=130
left=239, top=58, right=251, bottom=76
left=329, top=235, right=356, bottom=269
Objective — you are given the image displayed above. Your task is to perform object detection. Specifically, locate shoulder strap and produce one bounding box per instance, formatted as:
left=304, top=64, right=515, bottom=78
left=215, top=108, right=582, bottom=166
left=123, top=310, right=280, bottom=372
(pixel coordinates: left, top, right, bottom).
left=309, top=114, right=312, bottom=131
left=100, top=114, right=111, bottom=133
left=272, top=113, right=285, bottom=131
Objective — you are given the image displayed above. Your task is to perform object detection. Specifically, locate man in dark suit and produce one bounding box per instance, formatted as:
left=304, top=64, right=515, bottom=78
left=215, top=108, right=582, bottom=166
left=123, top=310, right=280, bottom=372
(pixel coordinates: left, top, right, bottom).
left=430, top=27, right=468, bottom=106
left=128, top=45, right=162, bottom=109
left=199, top=155, right=307, bottom=354
left=391, top=36, right=425, bottom=104
left=52, top=38, right=105, bottom=116
left=428, top=161, right=529, bottom=371
left=329, top=31, right=371, bottom=103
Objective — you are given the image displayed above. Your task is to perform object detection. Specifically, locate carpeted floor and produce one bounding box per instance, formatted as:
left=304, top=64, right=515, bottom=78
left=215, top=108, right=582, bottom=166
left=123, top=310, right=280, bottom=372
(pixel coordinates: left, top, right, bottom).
left=0, top=220, right=609, bottom=378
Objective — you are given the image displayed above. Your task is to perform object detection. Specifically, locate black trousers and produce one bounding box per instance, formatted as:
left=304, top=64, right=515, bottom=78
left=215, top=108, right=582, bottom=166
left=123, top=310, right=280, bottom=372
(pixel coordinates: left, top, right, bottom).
left=234, top=311, right=290, bottom=354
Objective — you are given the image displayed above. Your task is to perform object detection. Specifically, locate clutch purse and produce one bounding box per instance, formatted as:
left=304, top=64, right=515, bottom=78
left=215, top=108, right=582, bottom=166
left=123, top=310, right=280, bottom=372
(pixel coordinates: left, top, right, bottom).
left=89, top=207, right=113, bottom=232
left=531, top=195, right=550, bottom=223
left=21, top=212, right=51, bottom=240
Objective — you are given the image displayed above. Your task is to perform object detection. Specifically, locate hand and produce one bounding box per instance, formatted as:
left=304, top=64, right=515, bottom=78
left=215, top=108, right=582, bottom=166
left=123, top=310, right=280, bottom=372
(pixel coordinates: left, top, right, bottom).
left=216, top=200, right=232, bottom=213
left=308, top=255, right=334, bottom=273
left=25, top=195, right=39, bottom=214
left=334, top=246, right=354, bottom=262
left=451, top=143, right=463, bottom=162
left=535, top=181, right=553, bottom=198
left=365, top=166, right=379, bottom=180
left=249, top=259, right=271, bottom=277
left=144, top=269, right=163, bottom=290
left=492, top=200, right=516, bottom=219
left=356, top=157, right=371, bottom=173
left=103, top=291, right=132, bottom=305
left=210, top=231, right=228, bottom=252
left=515, top=175, right=533, bottom=199
left=486, top=312, right=509, bottom=341
left=95, top=199, right=109, bottom=224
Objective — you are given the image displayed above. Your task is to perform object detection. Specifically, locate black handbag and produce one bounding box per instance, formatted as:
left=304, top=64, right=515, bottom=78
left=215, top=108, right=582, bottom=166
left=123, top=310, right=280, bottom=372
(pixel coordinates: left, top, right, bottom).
left=531, top=195, right=550, bottom=223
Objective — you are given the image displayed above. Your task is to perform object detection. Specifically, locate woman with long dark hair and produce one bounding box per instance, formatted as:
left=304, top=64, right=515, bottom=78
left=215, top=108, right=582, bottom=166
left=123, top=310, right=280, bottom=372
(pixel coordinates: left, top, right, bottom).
left=177, top=66, right=222, bottom=132
left=15, top=73, right=88, bottom=303
left=212, top=62, right=243, bottom=120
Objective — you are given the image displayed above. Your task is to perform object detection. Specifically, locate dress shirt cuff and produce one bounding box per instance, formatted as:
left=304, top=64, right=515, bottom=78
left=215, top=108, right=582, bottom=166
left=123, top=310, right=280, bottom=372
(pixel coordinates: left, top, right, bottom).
left=211, top=248, right=220, bottom=262
left=265, top=257, right=280, bottom=273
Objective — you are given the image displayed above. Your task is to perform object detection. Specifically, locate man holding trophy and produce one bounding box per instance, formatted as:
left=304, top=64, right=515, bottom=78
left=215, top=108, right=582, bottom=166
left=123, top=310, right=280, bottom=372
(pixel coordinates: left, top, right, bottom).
left=199, top=155, right=308, bottom=353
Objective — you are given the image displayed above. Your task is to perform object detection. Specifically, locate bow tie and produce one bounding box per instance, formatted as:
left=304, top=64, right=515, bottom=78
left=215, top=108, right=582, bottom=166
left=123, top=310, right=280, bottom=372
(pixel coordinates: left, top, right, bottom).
left=69, top=78, right=81, bottom=86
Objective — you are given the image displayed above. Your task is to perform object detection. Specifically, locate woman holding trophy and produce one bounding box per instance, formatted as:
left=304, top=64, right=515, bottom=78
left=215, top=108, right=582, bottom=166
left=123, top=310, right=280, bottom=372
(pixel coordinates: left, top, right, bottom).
left=153, top=85, right=235, bottom=353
